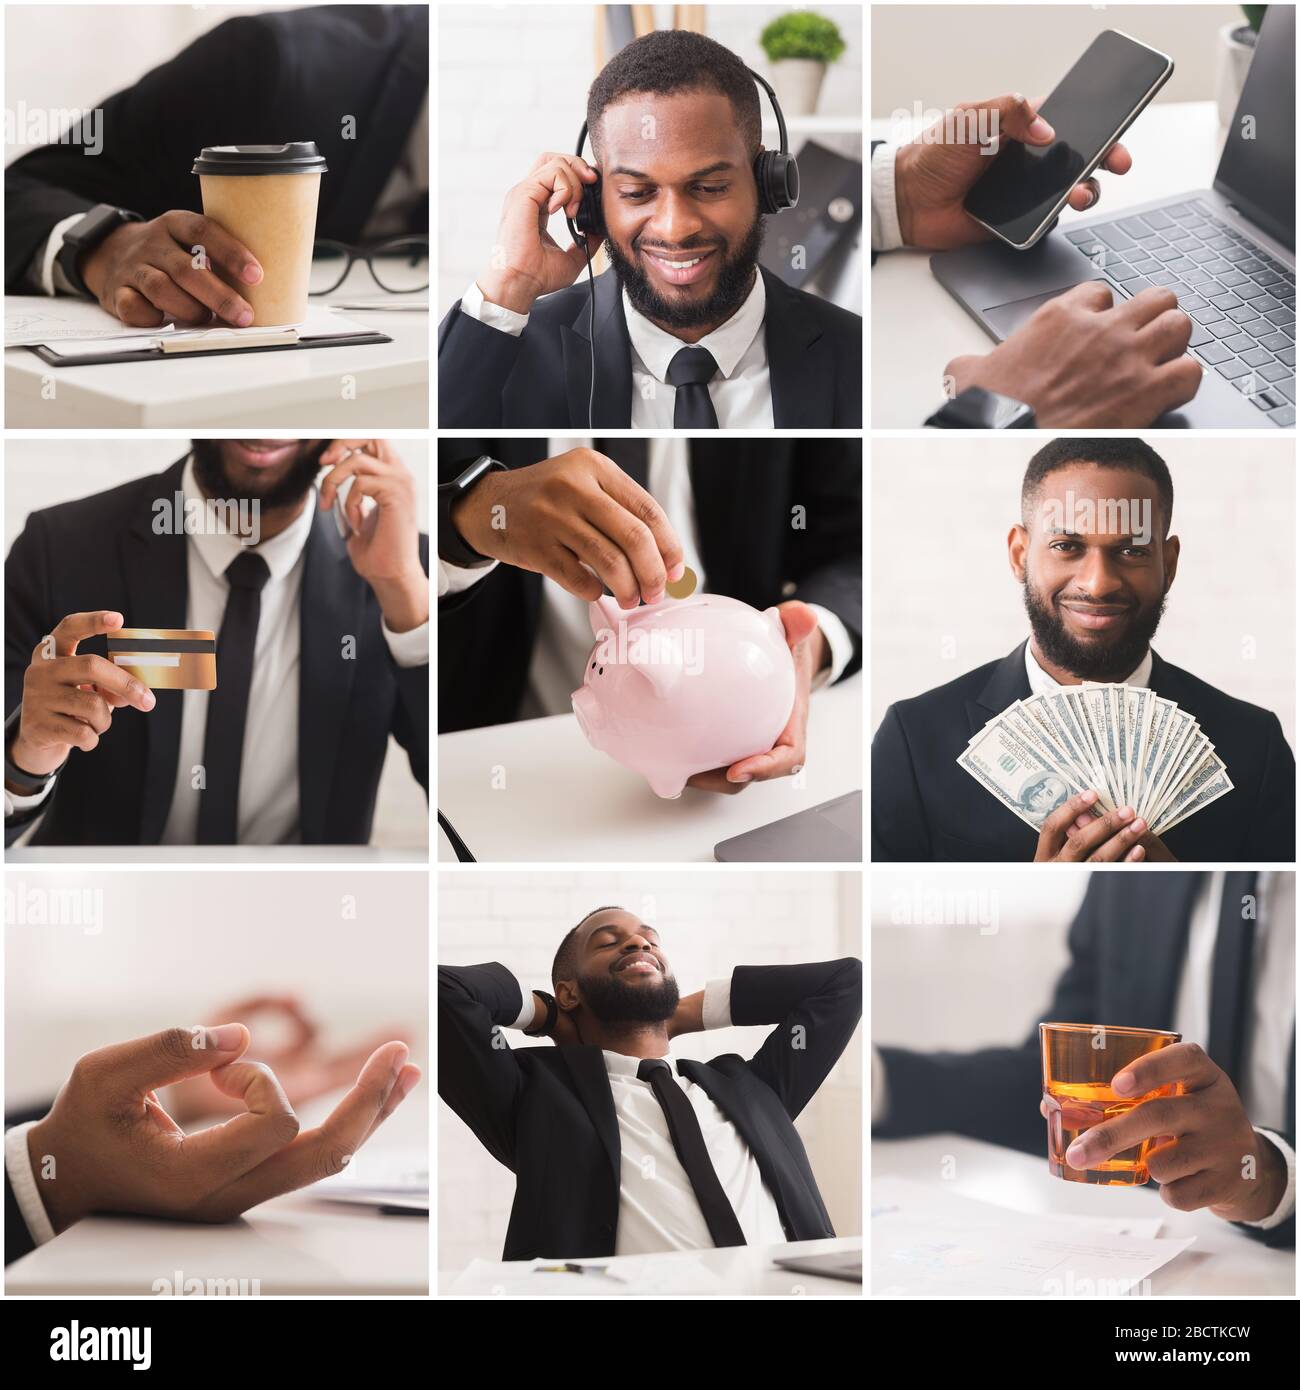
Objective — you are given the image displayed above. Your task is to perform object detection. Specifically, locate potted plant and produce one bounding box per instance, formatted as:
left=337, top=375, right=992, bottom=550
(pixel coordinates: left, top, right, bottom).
left=1216, top=5, right=1266, bottom=126
left=759, top=10, right=846, bottom=118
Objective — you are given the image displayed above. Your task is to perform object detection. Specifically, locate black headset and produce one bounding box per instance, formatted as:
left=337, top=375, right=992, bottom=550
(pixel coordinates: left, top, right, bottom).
left=564, top=67, right=800, bottom=428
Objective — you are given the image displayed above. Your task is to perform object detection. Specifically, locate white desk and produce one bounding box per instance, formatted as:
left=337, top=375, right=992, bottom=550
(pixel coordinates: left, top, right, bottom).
left=6, top=844, right=427, bottom=864
left=873, top=1134, right=1295, bottom=1296
left=871, top=100, right=1223, bottom=425
left=442, top=1236, right=861, bottom=1297
left=4, top=266, right=428, bottom=427
left=4, top=1090, right=428, bottom=1295
left=436, top=678, right=863, bottom=863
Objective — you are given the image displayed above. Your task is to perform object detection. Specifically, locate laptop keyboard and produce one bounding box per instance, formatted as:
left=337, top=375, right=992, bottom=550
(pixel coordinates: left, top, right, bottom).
left=1067, top=199, right=1296, bottom=427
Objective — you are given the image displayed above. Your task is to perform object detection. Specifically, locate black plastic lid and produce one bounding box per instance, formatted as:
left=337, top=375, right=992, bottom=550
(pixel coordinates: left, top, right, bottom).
left=192, top=142, right=327, bottom=176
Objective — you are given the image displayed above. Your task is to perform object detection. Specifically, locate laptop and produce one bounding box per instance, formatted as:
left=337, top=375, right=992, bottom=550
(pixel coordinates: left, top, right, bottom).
left=772, top=1250, right=863, bottom=1284
left=713, top=790, right=862, bottom=862
left=931, top=4, right=1295, bottom=427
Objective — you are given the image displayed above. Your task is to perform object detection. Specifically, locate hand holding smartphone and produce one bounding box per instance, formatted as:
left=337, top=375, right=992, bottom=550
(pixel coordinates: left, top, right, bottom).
left=964, top=30, right=1173, bottom=250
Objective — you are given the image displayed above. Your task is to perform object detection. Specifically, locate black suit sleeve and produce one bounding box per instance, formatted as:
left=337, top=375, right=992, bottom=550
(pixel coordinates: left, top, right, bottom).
left=871, top=703, right=933, bottom=860
left=437, top=305, right=527, bottom=427
left=437, top=962, right=529, bottom=1171
left=728, top=958, right=862, bottom=1121
left=1234, top=1130, right=1296, bottom=1249
left=385, top=532, right=431, bottom=796
left=5, top=16, right=281, bottom=291
left=5, top=1106, right=51, bottom=1266
left=5, top=515, right=58, bottom=846
left=1249, top=713, right=1295, bottom=860
left=875, top=897, right=1104, bottom=1155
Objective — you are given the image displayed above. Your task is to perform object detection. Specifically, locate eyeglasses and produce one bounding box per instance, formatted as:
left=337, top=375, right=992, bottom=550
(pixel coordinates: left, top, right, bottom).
left=309, top=236, right=428, bottom=295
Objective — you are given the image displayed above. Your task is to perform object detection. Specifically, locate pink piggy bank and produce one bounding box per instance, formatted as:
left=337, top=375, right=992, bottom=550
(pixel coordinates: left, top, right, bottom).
left=570, top=593, right=795, bottom=798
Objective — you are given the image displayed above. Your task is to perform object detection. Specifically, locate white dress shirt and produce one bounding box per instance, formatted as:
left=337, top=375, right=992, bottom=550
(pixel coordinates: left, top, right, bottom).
left=508, top=974, right=789, bottom=1253
left=6, top=457, right=429, bottom=842
left=1024, top=639, right=1153, bottom=696
left=872, top=871, right=1297, bottom=1230
left=870, top=143, right=904, bottom=255
left=458, top=270, right=774, bottom=427
left=439, top=437, right=853, bottom=717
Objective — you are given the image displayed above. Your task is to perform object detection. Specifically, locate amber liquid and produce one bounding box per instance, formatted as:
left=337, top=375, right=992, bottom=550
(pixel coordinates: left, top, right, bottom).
left=1042, top=1080, right=1165, bottom=1185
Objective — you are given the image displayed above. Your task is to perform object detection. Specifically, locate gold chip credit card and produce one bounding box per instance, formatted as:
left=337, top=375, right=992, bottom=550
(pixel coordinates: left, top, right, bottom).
left=106, top=629, right=217, bottom=690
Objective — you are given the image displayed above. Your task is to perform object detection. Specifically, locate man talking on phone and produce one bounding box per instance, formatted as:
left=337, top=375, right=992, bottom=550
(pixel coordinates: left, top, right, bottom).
left=872, top=95, right=1202, bottom=426
left=4, top=440, right=429, bottom=846
left=438, top=29, right=862, bottom=428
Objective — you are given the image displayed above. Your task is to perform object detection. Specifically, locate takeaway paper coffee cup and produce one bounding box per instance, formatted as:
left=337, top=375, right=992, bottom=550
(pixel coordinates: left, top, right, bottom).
left=192, top=142, right=328, bottom=326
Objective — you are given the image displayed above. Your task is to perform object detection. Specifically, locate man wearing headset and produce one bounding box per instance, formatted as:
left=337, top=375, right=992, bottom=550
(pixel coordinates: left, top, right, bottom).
left=437, top=29, right=863, bottom=429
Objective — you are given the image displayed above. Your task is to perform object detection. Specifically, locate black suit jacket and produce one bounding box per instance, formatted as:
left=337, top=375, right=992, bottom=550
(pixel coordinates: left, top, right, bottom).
left=437, top=264, right=862, bottom=427
left=872, top=642, right=1296, bottom=862
left=5, top=459, right=428, bottom=846
left=876, top=874, right=1296, bottom=1249
left=439, top=958, right=861, bottom=1260
left=438, top=439, right=862, bottom=732
left=5, top=5, right=427, bottom=290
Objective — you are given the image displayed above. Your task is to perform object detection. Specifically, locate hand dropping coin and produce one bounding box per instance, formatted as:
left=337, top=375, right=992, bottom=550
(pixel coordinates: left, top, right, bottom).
left=666, top=565, right=697, bottom=600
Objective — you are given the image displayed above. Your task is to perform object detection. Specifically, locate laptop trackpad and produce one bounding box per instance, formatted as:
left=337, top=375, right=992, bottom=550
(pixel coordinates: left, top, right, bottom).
left=984, top=280, right=1111, bottom=339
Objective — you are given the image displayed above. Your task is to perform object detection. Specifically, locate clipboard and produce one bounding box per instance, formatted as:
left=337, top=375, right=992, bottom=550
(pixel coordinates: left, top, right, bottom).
left=30, top=326, right=391, bottom=367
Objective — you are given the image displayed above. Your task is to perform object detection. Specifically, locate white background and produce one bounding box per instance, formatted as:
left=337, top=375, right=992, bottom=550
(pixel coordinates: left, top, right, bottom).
left=3, top=438, right=431, bottom=848
left=437, top=2, right=864, bottom=309
left=4, top=868, right=428, bottom=1119
left=437, top=866, right=862, bottom=1273
left=870, top=434, right=1297, bottom=748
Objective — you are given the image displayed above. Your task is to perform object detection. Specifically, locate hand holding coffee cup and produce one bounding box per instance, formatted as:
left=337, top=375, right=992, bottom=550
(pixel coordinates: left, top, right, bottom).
left=79, top=209, right=264, bottom=328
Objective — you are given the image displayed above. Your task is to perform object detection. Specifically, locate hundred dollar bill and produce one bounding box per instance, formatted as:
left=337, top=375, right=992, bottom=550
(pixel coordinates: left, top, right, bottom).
left=958, top=715, right=1090, bottom=830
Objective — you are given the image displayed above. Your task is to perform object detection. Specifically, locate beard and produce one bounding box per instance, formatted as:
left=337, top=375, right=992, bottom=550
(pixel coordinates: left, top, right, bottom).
left=191, top=440, right=328, bottom=511
left=1022, top=567, right=1166, bottom=682
left=606, top=215, right=765, bottom=330
left=579, top=963, right=680, bottom=1024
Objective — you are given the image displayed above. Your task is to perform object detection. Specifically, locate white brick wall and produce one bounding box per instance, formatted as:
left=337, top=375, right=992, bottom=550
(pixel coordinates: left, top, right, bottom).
left=437, top=866, right=862, bottom=1273
left=870, top=434, right=1297, bottom=747
left=437, top=3, right=864, bottom=308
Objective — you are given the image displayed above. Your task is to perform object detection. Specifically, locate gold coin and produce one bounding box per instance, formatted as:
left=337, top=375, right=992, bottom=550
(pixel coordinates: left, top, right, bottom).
left=666, top=565, right=697, bottom=599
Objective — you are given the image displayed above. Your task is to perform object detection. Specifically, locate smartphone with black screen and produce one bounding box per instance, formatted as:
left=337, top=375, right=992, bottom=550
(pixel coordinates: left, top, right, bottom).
left=963, top=30, right=1174, bottom=250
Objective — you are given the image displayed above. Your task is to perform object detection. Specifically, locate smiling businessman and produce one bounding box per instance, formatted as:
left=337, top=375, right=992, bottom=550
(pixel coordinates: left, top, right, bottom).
left=438, top=908, right=861, bottom=1258
left=437, top=29, right=861, bottom=429
left=871, top=438, right=1295, bottom=862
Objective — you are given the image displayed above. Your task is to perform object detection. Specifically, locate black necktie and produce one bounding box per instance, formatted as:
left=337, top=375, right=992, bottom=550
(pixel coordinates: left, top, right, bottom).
left=594, top=437, right=649, bottom=492
left=667, top=347, right=720, bottom=429
left=637, top=1058, right=747, bottom=1248
left=196, top=551, right=271, bottom=844
left=1207, top=872, right=1259, bottom=1090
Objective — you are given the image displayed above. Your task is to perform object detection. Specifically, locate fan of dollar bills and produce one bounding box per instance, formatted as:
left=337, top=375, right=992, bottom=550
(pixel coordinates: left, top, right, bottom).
left=958, top=684, right=1233, bottom=837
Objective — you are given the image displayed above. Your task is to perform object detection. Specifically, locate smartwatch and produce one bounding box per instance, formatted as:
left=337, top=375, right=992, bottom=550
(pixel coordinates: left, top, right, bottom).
left=438, top=455, right=506, bottom=568
left=925, top=385, right=1036, bottom=430
left=55, top=204, right=145, bottom=297
left=523, top=989, right=558, bottom=1038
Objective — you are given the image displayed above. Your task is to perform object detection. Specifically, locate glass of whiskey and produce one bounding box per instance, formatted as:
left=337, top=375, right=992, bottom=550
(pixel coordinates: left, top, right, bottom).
left=1039, top=1022, right=1182, bottom=1186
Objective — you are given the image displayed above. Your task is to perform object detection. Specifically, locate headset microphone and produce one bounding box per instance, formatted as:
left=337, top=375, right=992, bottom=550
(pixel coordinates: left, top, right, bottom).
left=564, top=66, right=800, bottom=430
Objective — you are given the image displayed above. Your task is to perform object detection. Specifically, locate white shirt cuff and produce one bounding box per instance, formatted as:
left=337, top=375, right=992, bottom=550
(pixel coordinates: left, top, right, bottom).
left=871, top=1047, right=888, bottom=1124
left=871, top=144, right=904, bottom=255
left=805, top=603, right=853, bottom=690
left=437, top=555, right=500, bottom=599
left=5, top=772, right=59, bottom=819
left=35, top=212, right=90, bottom=296
left=460, top=280, right=530, bottom=337
left=381, top=615, right=429, bottom=668
left=4, top=1120, right=58, bottom=1250
left=507, top=972, right=535, bottom=1030
left=1239, top=1128, right=1297, bottom=1231
left=702, top=977, right=732, bottom=1030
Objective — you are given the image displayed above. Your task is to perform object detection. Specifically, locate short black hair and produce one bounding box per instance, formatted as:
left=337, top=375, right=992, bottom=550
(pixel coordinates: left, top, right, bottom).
left=553, top=905, right=625, bottom=986
left=1021, top=437, right=1174, bottom=536
left=586, top=30, right=761, bottom=162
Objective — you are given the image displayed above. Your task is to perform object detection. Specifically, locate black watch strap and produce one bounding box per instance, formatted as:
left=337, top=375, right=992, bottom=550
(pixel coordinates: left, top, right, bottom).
left=4, top=706, right=60, bottom=795
left=438, top=455, right=506, bottom=568
left=523, top=989, right=558, bottom=1038
left=55, top=204, right=144, bottom=297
